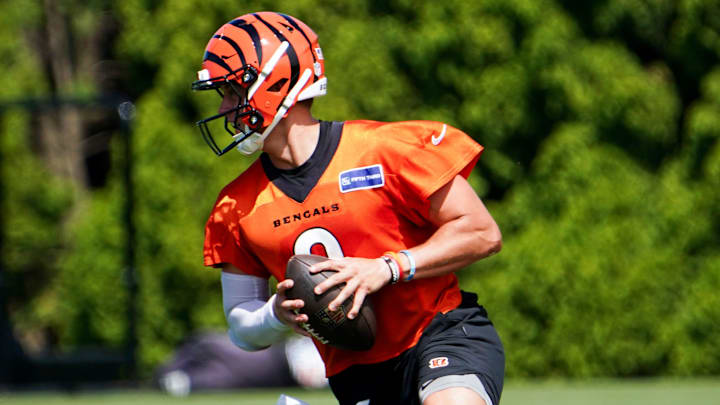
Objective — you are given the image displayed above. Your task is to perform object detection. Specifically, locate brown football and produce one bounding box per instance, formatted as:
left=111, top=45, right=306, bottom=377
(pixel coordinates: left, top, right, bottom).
left=284, top=254, right=376, bottom=351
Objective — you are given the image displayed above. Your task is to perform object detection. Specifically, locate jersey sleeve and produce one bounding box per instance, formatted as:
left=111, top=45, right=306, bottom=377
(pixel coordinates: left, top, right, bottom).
left=203, top=194, right=270, bottom=278
left=380, top=121, right=483, bottom=220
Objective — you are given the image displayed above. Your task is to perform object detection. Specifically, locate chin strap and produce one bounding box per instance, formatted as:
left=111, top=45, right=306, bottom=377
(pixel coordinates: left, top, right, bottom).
left=236, top=67, right=314, bottom=155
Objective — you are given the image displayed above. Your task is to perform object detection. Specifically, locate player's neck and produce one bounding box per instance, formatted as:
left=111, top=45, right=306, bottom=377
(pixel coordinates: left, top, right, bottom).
left=262, top=106, right=320, bottom=170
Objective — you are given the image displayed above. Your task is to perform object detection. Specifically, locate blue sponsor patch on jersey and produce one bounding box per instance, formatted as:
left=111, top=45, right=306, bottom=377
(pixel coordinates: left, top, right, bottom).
left=338, top=164, right=385, bottom=193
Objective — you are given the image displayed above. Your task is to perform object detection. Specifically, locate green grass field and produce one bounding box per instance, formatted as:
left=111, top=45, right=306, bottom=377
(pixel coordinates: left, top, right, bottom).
left=1, top=379, right=719, bottom=405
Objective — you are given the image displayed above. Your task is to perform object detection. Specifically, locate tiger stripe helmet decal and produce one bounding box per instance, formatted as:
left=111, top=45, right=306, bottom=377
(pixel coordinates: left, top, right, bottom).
left=192, top=12, right=327, bottom=156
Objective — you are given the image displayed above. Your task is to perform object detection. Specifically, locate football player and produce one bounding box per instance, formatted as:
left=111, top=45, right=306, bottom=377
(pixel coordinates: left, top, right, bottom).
left=194, top=12, right=504, bottom=405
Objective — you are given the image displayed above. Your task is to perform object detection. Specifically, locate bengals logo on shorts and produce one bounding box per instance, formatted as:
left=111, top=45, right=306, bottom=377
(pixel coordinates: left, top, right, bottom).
left=428, top=357, right=449, bottom=369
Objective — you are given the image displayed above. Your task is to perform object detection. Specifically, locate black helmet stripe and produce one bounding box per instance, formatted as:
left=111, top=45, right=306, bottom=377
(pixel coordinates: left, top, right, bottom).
left=229, top=18, right=263, bottom=65
left=203, top=51, right=234, bottom=75
left=276, top=13, right=318, bottom=82
left=276, top=13, right=315, bottom=63
left=253, top=13, right=300, bottom=93
left=213, top=34, right=247, bottom=67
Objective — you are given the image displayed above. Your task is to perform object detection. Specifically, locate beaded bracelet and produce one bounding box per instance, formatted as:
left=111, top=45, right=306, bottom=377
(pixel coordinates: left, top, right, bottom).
left=381, top=255, right=400, bottom=284
left=383, top=251, right=403, bottom=281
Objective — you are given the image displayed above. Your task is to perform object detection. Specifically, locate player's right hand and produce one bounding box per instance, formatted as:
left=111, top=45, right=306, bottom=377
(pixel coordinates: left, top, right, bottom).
left=274, top=279, right=312, bottom=337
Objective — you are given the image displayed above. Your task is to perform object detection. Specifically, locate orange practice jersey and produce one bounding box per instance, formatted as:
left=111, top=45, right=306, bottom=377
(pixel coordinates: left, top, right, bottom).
left=204, top=120, right=483, bottom=376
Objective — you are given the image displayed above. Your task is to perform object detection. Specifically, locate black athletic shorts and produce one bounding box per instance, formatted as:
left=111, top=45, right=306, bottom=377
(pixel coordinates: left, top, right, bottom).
left=328, top=291, right=505, bottom=405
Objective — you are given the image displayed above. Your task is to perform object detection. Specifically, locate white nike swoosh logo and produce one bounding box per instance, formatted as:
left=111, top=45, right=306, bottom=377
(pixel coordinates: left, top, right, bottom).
left=431, top=124, right=447, bottom=145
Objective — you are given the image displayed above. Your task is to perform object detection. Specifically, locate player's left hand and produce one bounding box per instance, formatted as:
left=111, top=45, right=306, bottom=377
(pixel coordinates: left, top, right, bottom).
left=309, top=257, right=391, bottom=320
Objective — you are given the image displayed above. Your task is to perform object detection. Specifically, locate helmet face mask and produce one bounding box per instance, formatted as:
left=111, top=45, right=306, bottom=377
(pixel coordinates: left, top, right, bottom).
left=192, top=12, right=327, bottom=156
left=193, top=72, right=264, bottom=156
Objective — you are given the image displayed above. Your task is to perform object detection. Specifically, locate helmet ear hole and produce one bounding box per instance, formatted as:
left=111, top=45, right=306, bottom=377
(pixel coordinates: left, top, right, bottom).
left=267, top=78, right=288, bottom=92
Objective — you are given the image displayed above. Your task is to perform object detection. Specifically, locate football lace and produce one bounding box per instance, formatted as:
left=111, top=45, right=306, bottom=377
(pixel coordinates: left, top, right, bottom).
left=294, top=309, right=329, bottom=344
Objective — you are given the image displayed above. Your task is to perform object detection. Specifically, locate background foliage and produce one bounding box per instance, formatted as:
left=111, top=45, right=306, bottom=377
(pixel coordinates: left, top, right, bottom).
left=1, top=0, right=719, bottom=378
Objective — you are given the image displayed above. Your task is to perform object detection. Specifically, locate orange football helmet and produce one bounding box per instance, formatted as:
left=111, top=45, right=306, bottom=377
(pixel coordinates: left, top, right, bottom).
left=192, top=12, right=326, bottom=155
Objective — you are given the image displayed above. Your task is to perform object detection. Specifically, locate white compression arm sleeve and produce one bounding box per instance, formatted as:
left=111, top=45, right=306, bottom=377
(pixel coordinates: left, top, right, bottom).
left=221, top=271, right=290, bottom=351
